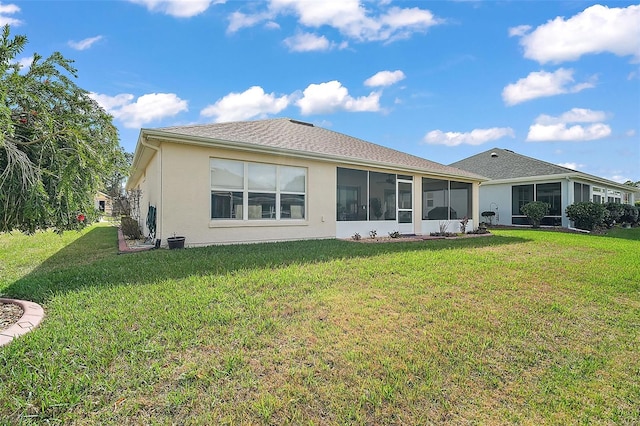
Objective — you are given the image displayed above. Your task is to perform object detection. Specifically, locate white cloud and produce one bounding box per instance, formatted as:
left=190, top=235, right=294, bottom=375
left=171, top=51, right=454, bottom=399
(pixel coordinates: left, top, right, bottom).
left=283, top=32, right=332, bottom=52
left=231, top=0, right=441, bottom=43
left=128, top=0, right=220, bottom=18
left=296, top=80, right=380, bottom=115
left=502, top=68, right=595, bottom=106
left=526, top=109, right=612, bottom=142
left=516, top=4, right=640, bottom=64
left=200, top=86, right=289, bottom=122
left=15, top=55, right=33, bottom=70
left=228, top=11, right=273, bottom=33
left=364, top=70, right=405, bottom=87
left=535, top=108, right=608, bottom=125
left=0, top=3, right=22, bottom=26
left=508, top=25, right=531, bottom=37
left=527, top=123, right=611, bottom=142
left=90, top=92, right=188, bottom=128
left=68, top=36, right=103, bottom=51
left=423, top=127, right=515, bottom=147
left=625, top=129, right=637, bottom=137
left=557, top=162, right=583, bottom=170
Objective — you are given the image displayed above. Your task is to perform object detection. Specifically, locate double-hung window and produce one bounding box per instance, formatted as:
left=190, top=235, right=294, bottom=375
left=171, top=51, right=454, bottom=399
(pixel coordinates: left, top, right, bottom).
left=211, top=159, right=306, bottom=220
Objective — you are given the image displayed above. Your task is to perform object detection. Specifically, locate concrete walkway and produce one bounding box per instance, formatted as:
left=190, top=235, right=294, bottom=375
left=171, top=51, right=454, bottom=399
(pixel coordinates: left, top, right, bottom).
left=0, top=298, right=45, bottom=347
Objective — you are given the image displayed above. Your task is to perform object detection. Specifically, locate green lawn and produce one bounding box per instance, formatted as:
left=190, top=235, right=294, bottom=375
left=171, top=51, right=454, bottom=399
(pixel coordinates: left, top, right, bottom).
left=1, top=224, right=639, bottom=424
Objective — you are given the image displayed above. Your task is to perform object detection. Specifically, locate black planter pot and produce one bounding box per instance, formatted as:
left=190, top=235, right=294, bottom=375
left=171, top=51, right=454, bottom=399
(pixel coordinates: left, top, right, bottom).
left=167, top=236, right=185, bottom=249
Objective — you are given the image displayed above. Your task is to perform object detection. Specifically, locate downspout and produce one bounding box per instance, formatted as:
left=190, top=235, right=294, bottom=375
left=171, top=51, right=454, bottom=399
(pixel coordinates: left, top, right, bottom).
left=141, top=136, right=162, bottom=244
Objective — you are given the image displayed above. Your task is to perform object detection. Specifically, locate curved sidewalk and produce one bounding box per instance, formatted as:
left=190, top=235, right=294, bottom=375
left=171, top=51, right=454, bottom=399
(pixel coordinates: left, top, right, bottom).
left=0, top=298, right=45, bottom=347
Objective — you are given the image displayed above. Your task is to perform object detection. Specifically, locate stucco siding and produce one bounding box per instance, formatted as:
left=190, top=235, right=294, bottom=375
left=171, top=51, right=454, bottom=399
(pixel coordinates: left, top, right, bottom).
left=478, top=184, right=512, bottom=226
left=157, top=141, right=336, bottom=246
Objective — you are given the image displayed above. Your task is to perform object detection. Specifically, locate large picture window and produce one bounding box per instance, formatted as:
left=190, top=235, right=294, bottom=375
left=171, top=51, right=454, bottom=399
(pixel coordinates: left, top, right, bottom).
left=369, top=172, right=396, bottom=221
left=211, top=159, right=306, bottom=220
left=337, top=168, right=368, bottom=221
left=422, top=178, right=472, bottom=220
left=512, top=182, right=561, bottom=226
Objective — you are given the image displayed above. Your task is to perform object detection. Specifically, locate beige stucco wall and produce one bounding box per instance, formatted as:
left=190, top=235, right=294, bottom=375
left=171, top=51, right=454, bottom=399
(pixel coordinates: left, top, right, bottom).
left=156, top=141, right=336, bottom=246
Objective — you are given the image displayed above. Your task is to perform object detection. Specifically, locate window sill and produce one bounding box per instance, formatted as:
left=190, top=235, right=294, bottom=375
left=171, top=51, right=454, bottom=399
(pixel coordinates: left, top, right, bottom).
left=209, top=220, right=308, bottom=228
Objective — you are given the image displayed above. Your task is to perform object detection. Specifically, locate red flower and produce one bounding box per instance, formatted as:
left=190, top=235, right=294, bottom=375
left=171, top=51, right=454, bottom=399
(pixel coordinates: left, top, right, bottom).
left=77, top=214, right=85, bottom=222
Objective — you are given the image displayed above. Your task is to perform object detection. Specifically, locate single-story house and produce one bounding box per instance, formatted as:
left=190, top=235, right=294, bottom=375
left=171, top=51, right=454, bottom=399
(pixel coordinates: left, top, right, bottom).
left=125, top=118, right=486, bottom=247
left=94, top=191, right=112, bottom=216
left=450, top=147, right=638, bottom=228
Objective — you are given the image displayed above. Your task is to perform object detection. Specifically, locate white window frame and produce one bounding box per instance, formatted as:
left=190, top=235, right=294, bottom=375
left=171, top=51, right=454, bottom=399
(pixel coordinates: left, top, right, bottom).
left=211, top=158, right=306, bottom=221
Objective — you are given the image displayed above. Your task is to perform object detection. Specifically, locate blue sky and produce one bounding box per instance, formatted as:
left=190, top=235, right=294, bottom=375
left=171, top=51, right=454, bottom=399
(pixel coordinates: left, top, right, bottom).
left=4, top=0, right=639, bottom=182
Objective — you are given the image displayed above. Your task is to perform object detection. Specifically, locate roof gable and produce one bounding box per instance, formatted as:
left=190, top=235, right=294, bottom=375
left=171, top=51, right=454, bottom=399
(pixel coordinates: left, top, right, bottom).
left=451, top=148, right=638, bottom=194
left=449, top=148, right=575, bottom=180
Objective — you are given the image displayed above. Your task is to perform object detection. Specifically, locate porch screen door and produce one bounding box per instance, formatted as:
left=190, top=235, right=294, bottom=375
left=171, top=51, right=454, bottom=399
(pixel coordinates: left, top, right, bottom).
left=397, top=179, right=413, bottom=234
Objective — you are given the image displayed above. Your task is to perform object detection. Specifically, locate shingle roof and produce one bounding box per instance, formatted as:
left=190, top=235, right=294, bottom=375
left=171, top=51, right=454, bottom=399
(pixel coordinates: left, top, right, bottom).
left=450, top=148, right=638, bottom=193
left=449, top=147, right=576, bottom=180
left=152, top=118, right=484, bottom=180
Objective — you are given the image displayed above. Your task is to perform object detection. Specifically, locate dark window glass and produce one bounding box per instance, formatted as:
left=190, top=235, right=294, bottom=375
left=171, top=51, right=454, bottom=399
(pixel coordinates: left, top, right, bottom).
left=450, top=181, right=472, bottom=219
left=512, top=185, right=534, bottom=215
left=337, top=168, right=368, bottom=221
left=247, top=193, right=276, bottom=219
left=369, top=172, right=396, bottom=221
left=574, top=182, right=591, bottom=203
left=398, top=211, right=412, bottom=223
left=211, top=191, right=243, bottom=219
left=582, top=184, right=590, bottom=202
left=281, top=194, right=305, bottom=219
left=423, top=178, right=450, bottom=219
left=537, top=183, right=561, bottom=216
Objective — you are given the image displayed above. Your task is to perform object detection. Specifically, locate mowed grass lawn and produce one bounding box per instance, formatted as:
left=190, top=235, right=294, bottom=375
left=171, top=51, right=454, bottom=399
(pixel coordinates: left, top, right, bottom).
left=0, top=224, right=639, bottom=425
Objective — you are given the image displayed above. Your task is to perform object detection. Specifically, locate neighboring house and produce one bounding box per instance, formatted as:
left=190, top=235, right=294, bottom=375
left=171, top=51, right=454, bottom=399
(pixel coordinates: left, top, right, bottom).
left=94, top=191, right=112, bottom=216
left=125, top=118, right=486, bottom=247
left=450, top=148, right=638, bottom=228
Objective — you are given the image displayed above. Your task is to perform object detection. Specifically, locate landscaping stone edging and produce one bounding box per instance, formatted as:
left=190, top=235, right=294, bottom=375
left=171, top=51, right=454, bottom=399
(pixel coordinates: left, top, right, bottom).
left=0, top=298, right=45, bottom=347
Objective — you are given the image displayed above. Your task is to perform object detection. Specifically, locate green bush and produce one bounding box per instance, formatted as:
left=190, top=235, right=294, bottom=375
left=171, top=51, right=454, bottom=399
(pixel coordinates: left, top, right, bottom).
left=520, top=201, right=550, bottom=228
left=604, top=202, right=625, bottom=227
left=619, top=204, right=639, bottom=226
left=565, top=202, right=607, bottom=231
left=120, top=216, right=142, bottom=239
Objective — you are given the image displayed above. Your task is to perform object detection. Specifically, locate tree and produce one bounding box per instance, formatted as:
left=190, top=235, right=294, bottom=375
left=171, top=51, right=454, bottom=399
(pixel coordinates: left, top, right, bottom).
left=0, top=25, right=125, bottom=233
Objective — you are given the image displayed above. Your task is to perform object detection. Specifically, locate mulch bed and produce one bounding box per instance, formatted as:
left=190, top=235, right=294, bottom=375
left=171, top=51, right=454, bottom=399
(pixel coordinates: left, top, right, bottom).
left=348, top=232, right=492, bottom=243
left=0, top=302, right=23, bottom=332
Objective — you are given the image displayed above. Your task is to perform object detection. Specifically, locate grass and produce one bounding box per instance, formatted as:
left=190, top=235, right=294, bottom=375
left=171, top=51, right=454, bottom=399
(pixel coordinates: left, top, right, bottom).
left=1, top=224, right=639, bottom=424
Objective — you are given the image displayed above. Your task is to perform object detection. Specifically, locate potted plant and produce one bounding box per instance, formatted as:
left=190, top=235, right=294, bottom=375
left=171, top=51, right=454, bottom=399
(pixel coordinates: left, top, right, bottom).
left=167, top=233, right=185, bottom=249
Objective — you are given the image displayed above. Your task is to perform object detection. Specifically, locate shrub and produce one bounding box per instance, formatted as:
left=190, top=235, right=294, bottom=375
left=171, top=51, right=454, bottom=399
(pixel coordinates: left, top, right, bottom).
left=121, top=216, right=142, bottom=239
left=604, top=202, right=625, bottom=227
left=520, top=201, right=550, bottom=228
left=620, top=204, right=639, bottom=226
left=565, top=202, right=607, bottom=231
left=351, top=232, right=361, bottom=241
left=388, top=231, right=401, bottom=238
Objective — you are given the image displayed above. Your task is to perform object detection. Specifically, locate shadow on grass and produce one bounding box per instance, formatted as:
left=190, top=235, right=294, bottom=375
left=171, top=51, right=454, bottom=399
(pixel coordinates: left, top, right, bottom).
left=598, top=227, right=640, bottom=241
left=4, top=226, right=529, bottom=304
